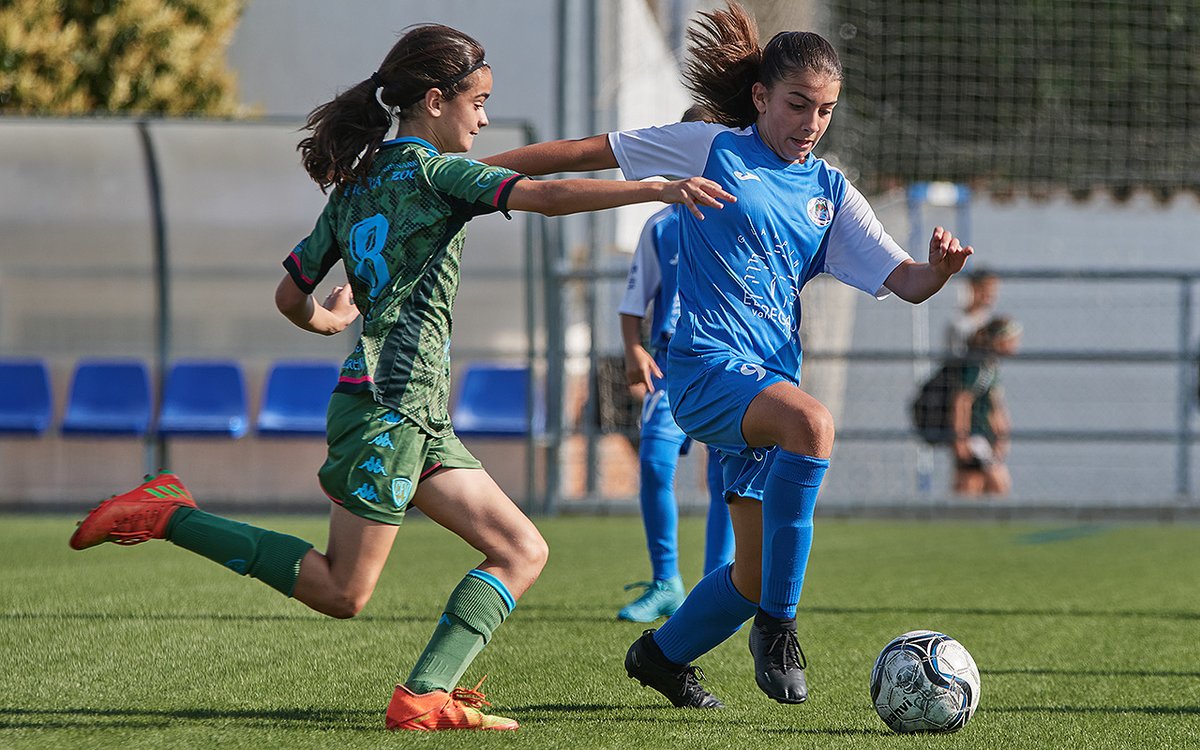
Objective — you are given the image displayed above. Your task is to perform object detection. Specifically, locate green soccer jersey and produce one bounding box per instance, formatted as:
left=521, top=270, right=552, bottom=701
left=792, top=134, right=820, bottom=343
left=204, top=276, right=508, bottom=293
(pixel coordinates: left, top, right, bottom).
left=284, top=136, right=525, bottom=436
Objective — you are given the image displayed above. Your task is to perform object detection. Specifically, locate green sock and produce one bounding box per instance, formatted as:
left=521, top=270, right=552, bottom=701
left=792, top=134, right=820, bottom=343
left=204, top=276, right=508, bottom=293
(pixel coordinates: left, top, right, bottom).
left=165, top=508, right=313, bottom=596
left=405, top=570, right=515, bottom=694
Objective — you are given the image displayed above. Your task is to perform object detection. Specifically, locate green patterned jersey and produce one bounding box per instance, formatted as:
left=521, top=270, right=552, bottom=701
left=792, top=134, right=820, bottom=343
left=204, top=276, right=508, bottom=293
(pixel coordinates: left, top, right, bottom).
left=284, top=136, right=524, bottom=436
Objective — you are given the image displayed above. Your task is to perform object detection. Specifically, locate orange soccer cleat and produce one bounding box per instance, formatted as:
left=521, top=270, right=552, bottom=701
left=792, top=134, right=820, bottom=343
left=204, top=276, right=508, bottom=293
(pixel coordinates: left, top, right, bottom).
left=385, top=678, right=518, bottom=731
left=68, top=472, right=196, bottom=550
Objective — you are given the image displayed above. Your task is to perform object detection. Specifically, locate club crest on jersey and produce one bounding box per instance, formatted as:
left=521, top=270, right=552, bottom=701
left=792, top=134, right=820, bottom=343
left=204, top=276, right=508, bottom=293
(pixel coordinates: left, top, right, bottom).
left=807, top=197, right=835, bottom=227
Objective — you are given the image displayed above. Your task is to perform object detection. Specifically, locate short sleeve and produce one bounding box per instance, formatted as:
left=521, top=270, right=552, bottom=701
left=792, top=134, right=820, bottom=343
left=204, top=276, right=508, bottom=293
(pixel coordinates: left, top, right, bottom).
left=423, top=155, right=526, bottom=219
left=283, top=203, right=342, bottom=295
left=823, top=183, right=912, bottom=298
left=608, top=122, right=725, bottom=181
left=617, top=211, right=666, bottom=317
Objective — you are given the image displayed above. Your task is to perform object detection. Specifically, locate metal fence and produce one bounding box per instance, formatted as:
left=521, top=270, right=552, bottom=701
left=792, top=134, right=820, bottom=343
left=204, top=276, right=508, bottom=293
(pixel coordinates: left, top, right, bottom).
left=3, top=117, right=1198, bottom=518
left=537, top=263, right=1200, bottom=518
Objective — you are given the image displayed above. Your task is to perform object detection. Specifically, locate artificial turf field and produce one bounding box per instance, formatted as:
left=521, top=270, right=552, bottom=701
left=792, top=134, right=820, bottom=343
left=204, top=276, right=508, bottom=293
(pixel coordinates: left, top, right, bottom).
left=1, top=513, right=1197, bottom=749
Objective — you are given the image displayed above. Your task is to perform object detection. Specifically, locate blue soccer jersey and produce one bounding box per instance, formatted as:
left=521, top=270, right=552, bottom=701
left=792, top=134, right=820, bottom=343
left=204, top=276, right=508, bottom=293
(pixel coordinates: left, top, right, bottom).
left=609, top=122, right=911, bottom=384
left=618, top=205, right=684, bottom=354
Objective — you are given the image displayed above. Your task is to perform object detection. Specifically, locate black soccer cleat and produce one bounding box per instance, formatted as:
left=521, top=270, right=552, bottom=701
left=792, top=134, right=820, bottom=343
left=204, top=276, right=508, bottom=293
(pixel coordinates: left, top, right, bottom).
left=625, top=630, right=724, bottom=709
left=748, top=609, right=809, bottom=704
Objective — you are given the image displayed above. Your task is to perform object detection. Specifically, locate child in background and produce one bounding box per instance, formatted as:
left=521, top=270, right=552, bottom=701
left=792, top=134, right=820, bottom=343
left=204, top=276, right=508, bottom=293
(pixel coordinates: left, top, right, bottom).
left=618, top=105, right=735, bottom=623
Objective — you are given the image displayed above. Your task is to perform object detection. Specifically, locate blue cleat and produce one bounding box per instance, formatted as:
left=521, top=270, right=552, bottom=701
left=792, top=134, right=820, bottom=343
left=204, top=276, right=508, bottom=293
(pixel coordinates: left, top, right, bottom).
left=618, top=576, right=686, bottom=622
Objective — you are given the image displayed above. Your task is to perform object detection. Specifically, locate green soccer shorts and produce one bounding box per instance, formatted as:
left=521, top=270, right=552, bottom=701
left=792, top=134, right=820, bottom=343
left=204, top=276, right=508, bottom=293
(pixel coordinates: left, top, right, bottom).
left=318, top=392, right=482, bottom=525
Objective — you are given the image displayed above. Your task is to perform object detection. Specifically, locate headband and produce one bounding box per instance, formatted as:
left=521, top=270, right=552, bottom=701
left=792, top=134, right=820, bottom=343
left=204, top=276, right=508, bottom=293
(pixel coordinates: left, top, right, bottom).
left=370, top=59, right=489, bottom=109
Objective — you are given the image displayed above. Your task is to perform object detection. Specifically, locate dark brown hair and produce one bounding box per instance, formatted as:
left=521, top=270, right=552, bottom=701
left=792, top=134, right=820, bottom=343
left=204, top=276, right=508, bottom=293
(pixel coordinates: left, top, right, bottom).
left=683, top=2, right=843, bottom=128
left=298, top=24, right=487, bottom=191
left=681, top=103, right=717, bottom=123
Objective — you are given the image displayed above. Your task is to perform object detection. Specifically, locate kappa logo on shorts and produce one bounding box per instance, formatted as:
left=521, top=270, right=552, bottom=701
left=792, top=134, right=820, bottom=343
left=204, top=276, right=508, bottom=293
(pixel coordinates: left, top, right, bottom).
left=369, top=433, right=395, bottom=449
left=391, top=478, right=413, bottom=509
left=352, top=483, right=380, bottom=503
left=807, top=197, right=835, bottom=227
left=739, top=363, right=767, bottom=381
left=358, top=457, right=389, bottom=476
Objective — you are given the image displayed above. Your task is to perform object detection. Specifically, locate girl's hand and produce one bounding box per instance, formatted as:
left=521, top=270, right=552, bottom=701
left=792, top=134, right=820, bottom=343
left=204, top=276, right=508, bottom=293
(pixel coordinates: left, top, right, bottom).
left=323, top=284, right=360, bottom=329
left=927, top=226, right=973, bottom=277
left=624, top=344, right=663, bottom=398
left=662, top=177, right=736, bottom=219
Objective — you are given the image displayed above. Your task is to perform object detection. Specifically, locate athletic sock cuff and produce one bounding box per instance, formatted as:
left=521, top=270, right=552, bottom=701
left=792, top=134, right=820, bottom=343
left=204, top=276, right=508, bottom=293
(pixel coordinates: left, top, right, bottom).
left=252, top=532, right=314, bottom=597
left=446, top=570, right=513, bottom=644
left=772, top=451, right=830, bottom=487
left=714, top=562, right=759, bottom=619
left=164, top=506, right=196, bottom=540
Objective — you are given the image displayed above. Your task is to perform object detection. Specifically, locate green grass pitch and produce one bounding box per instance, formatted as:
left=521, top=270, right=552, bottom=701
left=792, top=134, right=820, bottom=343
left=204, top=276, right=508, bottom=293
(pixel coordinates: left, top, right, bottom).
left=1, top=513, right=1198, bottom=749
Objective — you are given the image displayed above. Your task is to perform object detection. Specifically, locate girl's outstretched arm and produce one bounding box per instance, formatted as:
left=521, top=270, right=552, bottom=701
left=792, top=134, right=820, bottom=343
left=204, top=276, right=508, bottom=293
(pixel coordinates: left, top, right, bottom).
left=483, top=134, right=616, bottom=176
left=884, top=227, right=974, bottom=303
left=506, top=175, right=734, bottom=219
left=275, top=276, right=360, bottom=335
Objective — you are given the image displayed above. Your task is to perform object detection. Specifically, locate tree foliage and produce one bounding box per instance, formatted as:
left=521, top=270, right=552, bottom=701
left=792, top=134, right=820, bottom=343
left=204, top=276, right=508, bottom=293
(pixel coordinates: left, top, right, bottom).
left=0, top=0, right=244, bottom=115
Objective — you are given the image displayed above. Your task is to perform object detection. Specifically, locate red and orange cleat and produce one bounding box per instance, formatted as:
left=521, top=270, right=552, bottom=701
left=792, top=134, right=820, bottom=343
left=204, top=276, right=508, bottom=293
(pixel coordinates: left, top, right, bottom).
left=385, top=678, right=518, bottom=731
left=68, top=472, right=196, bottom=550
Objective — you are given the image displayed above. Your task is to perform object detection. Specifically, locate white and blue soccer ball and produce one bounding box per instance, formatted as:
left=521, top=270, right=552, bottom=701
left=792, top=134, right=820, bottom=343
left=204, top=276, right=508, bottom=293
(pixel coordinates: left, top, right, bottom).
left=869, top=630, right=981, bottom=733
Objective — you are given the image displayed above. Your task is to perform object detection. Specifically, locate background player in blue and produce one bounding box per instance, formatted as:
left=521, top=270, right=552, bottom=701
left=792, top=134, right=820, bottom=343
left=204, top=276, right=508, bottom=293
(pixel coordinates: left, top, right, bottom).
left=67, top=23, right=733, bottom=731
left=484, top=1, right=973, bottom=709
left=618, top=105, right=735, bottom=622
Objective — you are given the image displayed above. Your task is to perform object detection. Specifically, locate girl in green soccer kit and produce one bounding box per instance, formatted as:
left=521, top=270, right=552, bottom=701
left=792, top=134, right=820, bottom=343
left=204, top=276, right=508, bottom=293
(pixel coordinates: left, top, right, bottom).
left=69, top=23, right=732, bottom=732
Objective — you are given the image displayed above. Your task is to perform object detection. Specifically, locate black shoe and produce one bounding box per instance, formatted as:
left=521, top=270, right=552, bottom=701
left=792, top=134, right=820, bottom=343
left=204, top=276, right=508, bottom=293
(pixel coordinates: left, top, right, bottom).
left=748, top=609, right=808, bottom=704
left=625, top=630, right=724, bottom=709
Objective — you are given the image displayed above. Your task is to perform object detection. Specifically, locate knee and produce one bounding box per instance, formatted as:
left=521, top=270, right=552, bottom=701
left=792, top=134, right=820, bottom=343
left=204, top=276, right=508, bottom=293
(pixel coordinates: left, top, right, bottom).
left=526, top=532, right=550, bottom=575
left=323, top=588, right=374, bottom=620
left=779, top=401, right=835, bottom=455
left=509, top=528, right=549, bottom=578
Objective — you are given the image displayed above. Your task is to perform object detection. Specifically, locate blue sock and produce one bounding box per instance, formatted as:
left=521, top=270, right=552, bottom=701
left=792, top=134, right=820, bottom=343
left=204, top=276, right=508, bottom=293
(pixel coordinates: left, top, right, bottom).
left=638, top=436, right=682, bottom=582
left=703, top=447, right=734, bottom=575
left=652, top=562, right=757, bottom=665
left=760, top=450, right=828, bottom=619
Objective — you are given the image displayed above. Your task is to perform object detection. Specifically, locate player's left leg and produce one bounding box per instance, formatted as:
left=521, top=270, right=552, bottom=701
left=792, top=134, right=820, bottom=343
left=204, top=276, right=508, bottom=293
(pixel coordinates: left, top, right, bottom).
left=702, top=446, right=735, bottom=575
left=625, top=458, right=763, bottom=708
left=386, top=465, right=547, bottom=731
left=741, top=382, right=833, bottom=704
left=619, top=387, right=689, bottom=621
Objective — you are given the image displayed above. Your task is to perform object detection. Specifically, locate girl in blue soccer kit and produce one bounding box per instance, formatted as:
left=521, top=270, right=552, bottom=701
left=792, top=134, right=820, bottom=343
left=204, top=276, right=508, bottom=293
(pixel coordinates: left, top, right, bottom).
left=487, top=2, right=972, bottom=708
left=616, top=105, right=735, bottom=623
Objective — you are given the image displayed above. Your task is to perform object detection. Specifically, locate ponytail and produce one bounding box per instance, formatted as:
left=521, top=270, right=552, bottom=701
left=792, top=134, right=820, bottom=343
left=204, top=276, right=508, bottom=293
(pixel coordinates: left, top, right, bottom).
left=298, top=24, right=487, bottom=191
left=683, top=2, right=762, bottom=128
left=683, top=2, right=844, bottom=131
left=299, top=79, right=393, bottom=192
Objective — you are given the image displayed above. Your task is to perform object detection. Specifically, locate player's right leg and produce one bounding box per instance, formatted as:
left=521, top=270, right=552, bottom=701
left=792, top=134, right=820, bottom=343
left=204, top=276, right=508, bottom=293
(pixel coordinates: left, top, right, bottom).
left=385, top=463, right=547, bottom=731
left=69, top=471, right=320, bottom=599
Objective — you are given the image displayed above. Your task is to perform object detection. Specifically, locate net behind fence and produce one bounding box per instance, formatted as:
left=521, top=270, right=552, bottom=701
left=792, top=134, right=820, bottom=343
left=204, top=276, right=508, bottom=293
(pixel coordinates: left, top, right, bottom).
left=826, top=0, right=1200, bottom=198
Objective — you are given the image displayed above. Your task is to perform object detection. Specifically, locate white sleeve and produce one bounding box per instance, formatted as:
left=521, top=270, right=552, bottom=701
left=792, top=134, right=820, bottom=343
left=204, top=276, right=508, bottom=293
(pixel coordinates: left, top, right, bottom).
left=617, top=216, right=664, bottom=317
left=824, top=183, right=912, bottom=298
left=607, top=122, right=725, bottom=181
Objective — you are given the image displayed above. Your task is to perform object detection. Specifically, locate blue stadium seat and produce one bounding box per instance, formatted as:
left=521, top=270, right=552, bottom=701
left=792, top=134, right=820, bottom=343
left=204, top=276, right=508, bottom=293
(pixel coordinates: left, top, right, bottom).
left=61, top=359, right=153, bottom=436
left=0, top=359, right=53, bottom=435
left=158, top=360, right=248, bottom=438
left=256, top=360, right=339, bottom=436
left=452, top=362, right=543, bottom=438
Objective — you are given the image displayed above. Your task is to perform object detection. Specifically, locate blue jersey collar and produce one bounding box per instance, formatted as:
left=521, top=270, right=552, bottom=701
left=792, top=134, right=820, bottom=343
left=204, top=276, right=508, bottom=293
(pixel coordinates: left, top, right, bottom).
left=381, top=136, right=439, bottom=152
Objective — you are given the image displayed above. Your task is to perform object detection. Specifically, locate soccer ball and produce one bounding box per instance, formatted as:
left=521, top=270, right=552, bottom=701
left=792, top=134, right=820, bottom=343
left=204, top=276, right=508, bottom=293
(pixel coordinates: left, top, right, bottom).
left=869, top=630, right=980, bottom=733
